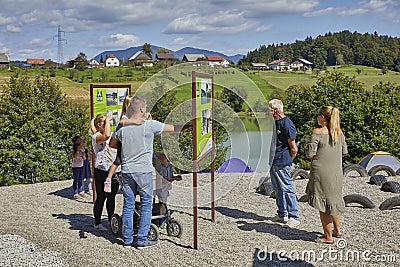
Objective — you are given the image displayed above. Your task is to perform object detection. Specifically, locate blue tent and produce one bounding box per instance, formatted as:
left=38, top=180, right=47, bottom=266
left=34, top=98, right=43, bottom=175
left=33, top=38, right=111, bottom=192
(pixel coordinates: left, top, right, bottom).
left=359, top=151, right=400, bottom=172
left=216, top=158, right=253, bottom=173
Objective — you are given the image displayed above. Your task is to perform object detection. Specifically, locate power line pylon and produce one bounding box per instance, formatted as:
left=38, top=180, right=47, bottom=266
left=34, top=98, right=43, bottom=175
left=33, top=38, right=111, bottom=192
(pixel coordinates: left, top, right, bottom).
left=53, top=25, right=67, bottom=66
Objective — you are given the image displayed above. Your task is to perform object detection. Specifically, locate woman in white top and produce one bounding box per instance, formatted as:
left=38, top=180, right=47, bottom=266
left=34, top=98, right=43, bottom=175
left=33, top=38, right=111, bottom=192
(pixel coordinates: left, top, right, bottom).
left=90, top=114, right=118, bottom=231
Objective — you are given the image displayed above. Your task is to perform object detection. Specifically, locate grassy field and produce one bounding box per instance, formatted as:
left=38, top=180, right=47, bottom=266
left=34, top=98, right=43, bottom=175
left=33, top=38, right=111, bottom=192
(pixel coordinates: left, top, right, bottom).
left=1, top=64, right=398, bottom=105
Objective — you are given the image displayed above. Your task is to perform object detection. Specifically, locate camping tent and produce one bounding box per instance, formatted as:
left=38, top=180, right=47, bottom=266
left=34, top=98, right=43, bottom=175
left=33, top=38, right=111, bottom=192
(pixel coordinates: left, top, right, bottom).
left=358, top=151, right=400, bottom=172
left=216, top=158, right=253, bottom=173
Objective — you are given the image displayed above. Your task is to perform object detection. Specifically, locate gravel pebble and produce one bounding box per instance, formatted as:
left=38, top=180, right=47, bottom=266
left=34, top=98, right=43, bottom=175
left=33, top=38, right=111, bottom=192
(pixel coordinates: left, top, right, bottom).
left=0, top=173, right=399, bottom=267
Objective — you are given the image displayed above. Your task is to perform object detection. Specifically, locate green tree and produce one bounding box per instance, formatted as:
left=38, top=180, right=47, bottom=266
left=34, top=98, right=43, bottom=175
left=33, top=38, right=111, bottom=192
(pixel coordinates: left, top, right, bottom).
left=283, top=72, right=368, bottom=168
left=74, top=52, right=88, bottom=71
left=0, top=74, right=89, bottom=185
left=156, top=48, right=170, bottom=54
left=219, top=86, right=248, bottom=112
left=142, top=43, right=153, bottom=59
left=44, top=59, right=56, bottom=68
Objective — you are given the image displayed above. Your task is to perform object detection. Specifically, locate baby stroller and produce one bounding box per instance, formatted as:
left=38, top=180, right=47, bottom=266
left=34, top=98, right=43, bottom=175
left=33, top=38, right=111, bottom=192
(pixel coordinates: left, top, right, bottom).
left=110, top=200, right=183, bottom=241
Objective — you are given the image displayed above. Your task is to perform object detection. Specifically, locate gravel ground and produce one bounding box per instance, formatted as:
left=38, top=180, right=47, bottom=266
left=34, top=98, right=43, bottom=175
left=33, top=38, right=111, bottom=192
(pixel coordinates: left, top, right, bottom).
left=0, top=173, right=399, bottom=267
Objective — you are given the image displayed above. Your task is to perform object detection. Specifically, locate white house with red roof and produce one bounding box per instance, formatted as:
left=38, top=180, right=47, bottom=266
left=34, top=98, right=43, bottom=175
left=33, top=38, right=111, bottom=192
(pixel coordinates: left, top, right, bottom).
left=105, top=54, right=120, bottom=67
left=207, top=55, right=229, bottom=67
left=268, top=59, right=288, bottom=70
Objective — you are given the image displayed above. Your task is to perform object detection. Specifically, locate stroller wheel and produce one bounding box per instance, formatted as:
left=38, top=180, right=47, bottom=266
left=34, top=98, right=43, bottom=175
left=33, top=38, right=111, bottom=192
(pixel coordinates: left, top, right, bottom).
left=148, top=223, right=159, bottom=241
left=110, top=214, right=122, bottom=237
left=166, top=219, right=183, bottom=238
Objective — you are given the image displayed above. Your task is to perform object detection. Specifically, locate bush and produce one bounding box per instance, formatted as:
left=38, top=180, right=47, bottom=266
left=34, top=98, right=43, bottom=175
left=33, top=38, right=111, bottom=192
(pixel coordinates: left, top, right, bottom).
left=0, top=74, right=89, bottom=185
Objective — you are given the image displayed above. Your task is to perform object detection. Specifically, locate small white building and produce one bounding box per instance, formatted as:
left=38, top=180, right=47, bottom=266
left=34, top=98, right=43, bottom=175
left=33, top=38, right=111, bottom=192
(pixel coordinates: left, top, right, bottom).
left=268, top=59, right=288, bottom=71
left=105, top=54, right=120, bottom=67
left=89, top=59, right=100, bottom=68
left=290, top=58, right=313, bottom=71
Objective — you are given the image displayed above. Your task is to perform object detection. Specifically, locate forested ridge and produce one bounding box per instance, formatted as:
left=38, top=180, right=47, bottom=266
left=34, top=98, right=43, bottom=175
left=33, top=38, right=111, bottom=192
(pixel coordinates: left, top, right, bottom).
left=239, top=30, right=400, bottom=71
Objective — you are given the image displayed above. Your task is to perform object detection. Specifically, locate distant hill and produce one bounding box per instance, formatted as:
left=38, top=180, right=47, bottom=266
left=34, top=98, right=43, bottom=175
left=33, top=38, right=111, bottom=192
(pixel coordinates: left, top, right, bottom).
left=93, top=45, right=244, bottom=64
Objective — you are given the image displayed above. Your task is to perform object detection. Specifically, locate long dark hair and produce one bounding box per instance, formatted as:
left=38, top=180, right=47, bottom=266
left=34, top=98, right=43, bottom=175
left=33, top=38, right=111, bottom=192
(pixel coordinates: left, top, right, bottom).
left=72, top=135, right=81, bottom=155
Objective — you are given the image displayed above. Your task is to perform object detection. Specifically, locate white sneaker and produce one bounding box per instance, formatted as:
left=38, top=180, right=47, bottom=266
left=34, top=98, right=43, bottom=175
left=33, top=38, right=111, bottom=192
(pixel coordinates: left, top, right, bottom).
left=94, top=224, right=108, bottom=231
left=270, top=215, right=289, bottom=223
left=284, top=218, right=300, bottom=228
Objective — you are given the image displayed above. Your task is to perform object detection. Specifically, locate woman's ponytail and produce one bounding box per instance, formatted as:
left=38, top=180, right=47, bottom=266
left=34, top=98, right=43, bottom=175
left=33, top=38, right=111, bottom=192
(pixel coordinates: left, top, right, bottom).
left=329, top=107, right=341, bottom=141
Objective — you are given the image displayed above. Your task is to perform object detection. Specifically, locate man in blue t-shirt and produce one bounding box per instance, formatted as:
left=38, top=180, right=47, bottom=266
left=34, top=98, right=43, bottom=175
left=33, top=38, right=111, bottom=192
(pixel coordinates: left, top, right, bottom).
left=268, top=99, right=300, bottom=228
left=110, top=96, right=190, bottom=249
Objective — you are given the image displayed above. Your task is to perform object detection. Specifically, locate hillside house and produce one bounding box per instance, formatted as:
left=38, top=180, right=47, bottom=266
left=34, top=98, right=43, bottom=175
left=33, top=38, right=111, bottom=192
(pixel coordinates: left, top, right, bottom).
left=129, top=51, right=153, bottom=67
left=268, top=59, right=288, bottom=71
left=26, top=58, right=45, bottom=68
left=88, top=59, right=101, bottom=68
left=105, top=54, right=120, bottom=67
left=290, top=58, right=313, bottom=71
left=207, top=56, right=229, bottom=67
left=156, top=53, right=174, bottom=61
left=251, top=63, right=268, bottom=70
left=66, top=57, right=77, bottom=68
left=0, top=53, right=9, bottom=68
left=182, top=54, right=206, bottom=62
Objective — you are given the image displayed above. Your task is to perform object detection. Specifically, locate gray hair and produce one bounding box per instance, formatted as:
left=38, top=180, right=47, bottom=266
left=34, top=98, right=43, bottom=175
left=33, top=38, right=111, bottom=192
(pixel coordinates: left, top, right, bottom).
left=269, top=99, right=284, bottom=112
left=126, top=96, right=147, bottom=118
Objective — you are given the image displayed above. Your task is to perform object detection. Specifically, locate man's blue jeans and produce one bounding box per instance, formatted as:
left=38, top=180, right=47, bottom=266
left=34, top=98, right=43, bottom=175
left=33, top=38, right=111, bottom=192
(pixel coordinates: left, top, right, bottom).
left=270, top=165, right=299, bottom=220
left=121, top=172, right=153, bottom=245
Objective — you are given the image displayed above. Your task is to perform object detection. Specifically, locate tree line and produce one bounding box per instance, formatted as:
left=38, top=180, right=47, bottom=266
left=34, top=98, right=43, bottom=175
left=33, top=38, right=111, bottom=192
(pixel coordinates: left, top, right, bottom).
left=239, top=30, right=400, bottom=71
left=271, top=71, right=400, bottom=169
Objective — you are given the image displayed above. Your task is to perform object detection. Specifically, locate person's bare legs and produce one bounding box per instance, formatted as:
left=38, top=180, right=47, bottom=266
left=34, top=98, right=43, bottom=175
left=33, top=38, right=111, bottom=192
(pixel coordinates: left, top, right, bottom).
left=319, top=212, right=334, bottom=243
left=332, top=214, right=342, bottom=237
left=159, top=197, right=167, bottom=215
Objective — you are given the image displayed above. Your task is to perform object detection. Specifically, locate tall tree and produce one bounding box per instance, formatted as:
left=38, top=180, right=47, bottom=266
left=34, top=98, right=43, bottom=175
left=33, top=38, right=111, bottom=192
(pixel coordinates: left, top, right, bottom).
left=74, top=52, right=88, bottom=71
left=0, top=74, right=89, bottom=185
left=142, top=43, right=153, bottom=59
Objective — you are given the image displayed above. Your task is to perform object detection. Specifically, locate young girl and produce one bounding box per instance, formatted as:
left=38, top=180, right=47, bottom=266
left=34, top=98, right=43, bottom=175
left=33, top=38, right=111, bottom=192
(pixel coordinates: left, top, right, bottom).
left=71, top=136, right=86, bottom=200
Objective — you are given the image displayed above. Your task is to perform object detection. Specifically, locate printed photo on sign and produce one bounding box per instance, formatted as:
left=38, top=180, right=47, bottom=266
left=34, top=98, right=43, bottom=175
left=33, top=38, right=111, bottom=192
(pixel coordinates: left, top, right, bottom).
left=106, top=89, right=118, bottom=106
left=201, top=109, right=212, bottom=136
left=118, top=89, right=128, bottom=105
left=206, top=81, right=212, bottom=103
left=107, top=109, right=118, bottom=127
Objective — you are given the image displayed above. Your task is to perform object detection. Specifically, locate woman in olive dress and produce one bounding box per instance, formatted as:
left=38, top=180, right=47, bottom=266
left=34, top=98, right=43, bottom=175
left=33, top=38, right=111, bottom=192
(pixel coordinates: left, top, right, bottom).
left=306, top=106, right=348, bottom=244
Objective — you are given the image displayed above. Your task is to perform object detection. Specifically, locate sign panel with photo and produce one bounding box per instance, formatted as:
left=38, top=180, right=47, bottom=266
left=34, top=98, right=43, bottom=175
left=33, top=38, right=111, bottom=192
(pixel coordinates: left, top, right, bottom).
left=90, top=84, right=131, bottom=132
left=194, top=74, right=214, bottom=161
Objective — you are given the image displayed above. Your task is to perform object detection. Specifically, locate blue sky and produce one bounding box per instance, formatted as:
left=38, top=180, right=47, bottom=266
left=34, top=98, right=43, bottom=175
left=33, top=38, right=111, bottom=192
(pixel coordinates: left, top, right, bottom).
left=1, top=0, right=399, bottom=62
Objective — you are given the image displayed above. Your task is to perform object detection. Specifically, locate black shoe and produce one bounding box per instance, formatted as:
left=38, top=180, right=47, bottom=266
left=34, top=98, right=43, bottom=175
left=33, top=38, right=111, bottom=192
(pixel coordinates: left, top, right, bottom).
left=123, top=242, right=137, bottom=248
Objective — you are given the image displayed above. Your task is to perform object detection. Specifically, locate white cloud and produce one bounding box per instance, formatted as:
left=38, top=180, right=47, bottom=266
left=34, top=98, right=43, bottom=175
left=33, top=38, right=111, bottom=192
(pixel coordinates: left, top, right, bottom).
left=304, top=7, right=335, bottom=17
left=109, top=33, right=141, bottom=47
left=0, top=15, right=15, bottom=26
left=337, top=8, right=369, bottom=16
left=21, top=11, right=40, bottom=24
left=171, top=37, right=189, bottom=45
left=5, top=25, right=21, bottom=33
left=29, top=38, right=52, bottom=46
left=164, top=11, right=256, bottom=35
left=255, top=24, right=273, bottom=32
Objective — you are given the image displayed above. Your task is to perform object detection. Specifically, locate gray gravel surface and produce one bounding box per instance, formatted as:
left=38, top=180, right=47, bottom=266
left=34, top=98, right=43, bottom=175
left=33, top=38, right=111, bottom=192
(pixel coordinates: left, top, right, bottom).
left=0, top=173, right=399, bottom=267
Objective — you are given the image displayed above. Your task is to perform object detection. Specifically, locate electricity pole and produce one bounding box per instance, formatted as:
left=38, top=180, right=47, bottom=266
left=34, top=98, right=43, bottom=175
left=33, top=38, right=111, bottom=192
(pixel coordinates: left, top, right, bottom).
left=54, top=25, right=67, bottom=66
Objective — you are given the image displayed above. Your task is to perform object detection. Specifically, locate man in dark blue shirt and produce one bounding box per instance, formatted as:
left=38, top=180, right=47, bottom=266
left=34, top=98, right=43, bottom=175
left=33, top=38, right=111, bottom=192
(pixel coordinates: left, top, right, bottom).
left=268, top=99, right=300, bottom=228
